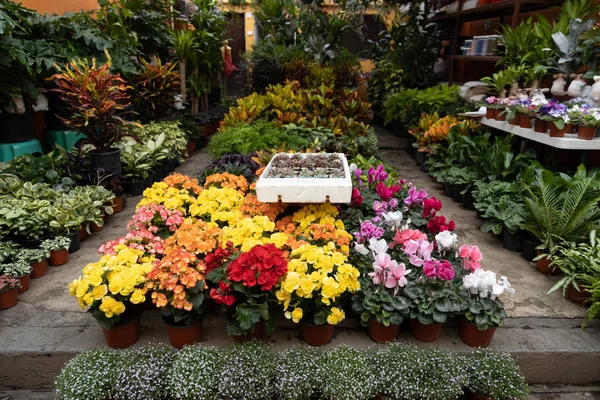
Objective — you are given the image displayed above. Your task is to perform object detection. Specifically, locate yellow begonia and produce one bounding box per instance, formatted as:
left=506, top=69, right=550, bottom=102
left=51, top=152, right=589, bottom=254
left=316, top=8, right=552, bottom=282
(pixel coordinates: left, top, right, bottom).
left=285, top=308, right=304, bottom=323
left=189, top=186, right=244, bottom=225
left=327, top=307, right=345, bottom=325
left=137, top=182, right=195, bottom=214
left=221, top=216, right=277, bottom=251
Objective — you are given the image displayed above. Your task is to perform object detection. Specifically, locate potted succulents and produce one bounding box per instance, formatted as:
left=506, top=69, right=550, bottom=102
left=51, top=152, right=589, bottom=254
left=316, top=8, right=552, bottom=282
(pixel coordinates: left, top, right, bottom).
left=208, top=244, right=288, bottom=343
left=50, top=51, right=140, bottom=175
left=0, top=275, right=21, bottom=310
left=276, top=244, right=360, bottom=346
left=147, top=249, right=208, bottom=348
left=0, top=260, right=32, bottom=294
left=42, top=236, right=71, bottom=266
left=68, top=245, right=154, bottom=348
left=19, top=248, right=50, bottom=279
left=466, top=350, right=530, bottom=400
left=460, top=268, right=514, bottom=347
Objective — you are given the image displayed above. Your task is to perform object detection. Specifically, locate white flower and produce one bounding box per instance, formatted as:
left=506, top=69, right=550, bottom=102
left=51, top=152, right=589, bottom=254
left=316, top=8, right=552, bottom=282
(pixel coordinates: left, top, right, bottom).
left=354, top=243, right=370, bottom=256
left=435, top=231, right=457, bottom=251
left=492, top=276, right=515, bottom=299
left=368, top=237, right=389, bottom=255
left=383, top=211, right=403, bottom=228
left=349, top=163, right=358, bottom=173
left=463, top=269, right=515, bottom=299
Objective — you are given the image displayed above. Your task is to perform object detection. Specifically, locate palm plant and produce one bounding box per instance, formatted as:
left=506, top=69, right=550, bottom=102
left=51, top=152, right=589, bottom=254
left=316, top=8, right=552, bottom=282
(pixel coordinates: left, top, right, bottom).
left=523, top=166, right=600, bottom=250
left=171, top=30, right=198, bottom=103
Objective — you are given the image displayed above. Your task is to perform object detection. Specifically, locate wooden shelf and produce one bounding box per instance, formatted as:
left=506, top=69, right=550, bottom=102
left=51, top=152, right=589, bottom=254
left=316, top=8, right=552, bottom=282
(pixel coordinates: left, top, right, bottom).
left=428, top=0, right=560, bottom=23
left=447, top=55, right=502, bottom=61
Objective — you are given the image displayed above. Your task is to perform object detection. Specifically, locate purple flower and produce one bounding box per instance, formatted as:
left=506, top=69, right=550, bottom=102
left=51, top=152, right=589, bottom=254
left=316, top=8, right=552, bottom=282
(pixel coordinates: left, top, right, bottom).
left=373, top=201, right=388, bottom=216
left=404, top=186, right=428, bottom=207
left=389, top=198, right=399, bottom=209
left=355, top=220, right=385, bottom=243
left=354, top=168, right=363, bottom=181
left=367, top=165, right=388, bottom=185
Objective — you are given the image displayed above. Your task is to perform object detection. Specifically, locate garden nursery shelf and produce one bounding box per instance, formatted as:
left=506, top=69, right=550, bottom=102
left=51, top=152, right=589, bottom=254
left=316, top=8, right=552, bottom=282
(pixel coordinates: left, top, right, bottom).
left=482, top=118, right=600, bottom=150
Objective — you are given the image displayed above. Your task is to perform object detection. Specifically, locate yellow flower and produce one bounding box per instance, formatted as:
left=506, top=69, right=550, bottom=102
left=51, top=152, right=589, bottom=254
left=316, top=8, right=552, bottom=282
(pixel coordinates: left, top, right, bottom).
left=327, top=307, right=345, bottom=325
left=283, top=272, right=300, bottom=293
left=321, top=276, right=340, bottom=303
left=99, top=296, right=118, bottom=318
left=111, top=301, right=126, bottom=316
left=285, top=308, right=303, bottom=323
left=130, top=289, right=146, bottom=304
left=276, top=289, right=291, bottom=310
left=91, top=284, right=108, bottom=301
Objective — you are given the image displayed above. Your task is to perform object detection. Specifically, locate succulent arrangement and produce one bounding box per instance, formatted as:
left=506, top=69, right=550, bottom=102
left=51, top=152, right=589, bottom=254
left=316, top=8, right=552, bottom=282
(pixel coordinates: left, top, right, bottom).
left=265, top=153, right=345, bottom=179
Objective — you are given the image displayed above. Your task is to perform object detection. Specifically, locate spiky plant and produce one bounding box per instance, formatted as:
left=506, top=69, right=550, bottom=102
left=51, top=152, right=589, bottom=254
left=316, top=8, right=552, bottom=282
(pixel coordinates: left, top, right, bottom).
left=134, top=56, right=180, bottom=121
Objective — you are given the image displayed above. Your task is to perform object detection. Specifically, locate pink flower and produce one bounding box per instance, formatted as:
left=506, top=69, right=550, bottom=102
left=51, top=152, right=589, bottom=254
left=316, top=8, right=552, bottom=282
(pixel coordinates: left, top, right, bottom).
left=373, top=201, right=388, bottom=216
left=404, top=186, right=428, bottom=207
left=437, top=260, right=455, bottom=281
left=458, top=244, right=482, bottom=272
left=393, top=229, right=428, bottom=249
left=423, top=260, right=437, bottom=279
left=376, top=182, right=400, bottom=202
left=404, top=238, right=433, bottom=267
left=368, top=165, right=388, bottom=184
left=369, top=252, right=411, bottom=294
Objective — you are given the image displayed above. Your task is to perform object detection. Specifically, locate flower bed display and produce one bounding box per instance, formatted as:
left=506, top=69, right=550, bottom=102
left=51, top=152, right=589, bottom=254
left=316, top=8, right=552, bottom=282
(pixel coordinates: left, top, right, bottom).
left=256, top=153, right=352, bottom=203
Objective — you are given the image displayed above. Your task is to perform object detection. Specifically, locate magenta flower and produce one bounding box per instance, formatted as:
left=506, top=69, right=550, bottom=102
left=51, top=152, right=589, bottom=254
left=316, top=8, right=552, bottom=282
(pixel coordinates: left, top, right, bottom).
left=423, top=260, right=437, bottom=279
left=404, top=186, right=428, bottom=207
left=368, top=165, right=388, bottom=184
left=389, top=198, right=399, bottom=209
left=376, top=182, right=400, bottom=201
left=354, top=168, right=363, bottom=181
left=355, top=220, right=385, bottom=243
left=458, top=244, right=482, bottom=272
left=373, top=200, right=388, bottom=216
left=437, top=260, right=455, bottom=281
left=404, top=238, right=433, bottom=267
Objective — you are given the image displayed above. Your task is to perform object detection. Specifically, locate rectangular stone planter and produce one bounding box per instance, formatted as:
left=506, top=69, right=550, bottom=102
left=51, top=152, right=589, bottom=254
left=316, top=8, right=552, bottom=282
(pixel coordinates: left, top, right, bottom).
left=256, top=153, right=352, bottom=203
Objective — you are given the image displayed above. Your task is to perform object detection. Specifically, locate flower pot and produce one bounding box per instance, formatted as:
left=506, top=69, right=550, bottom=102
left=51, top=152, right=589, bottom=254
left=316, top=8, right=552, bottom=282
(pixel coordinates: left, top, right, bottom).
left=485, top=108, right=495, bottom=119
left=521, top=237, right=537, bottom=262
left=492, top=108, right=501, bottom=120
left=564, top=123, right=575, bottom=133
left=458, top=318, right=497, bottom=348
left=16, top=273, right=30, bottom=294
left=90, top=216, right=105, bottom=233
left=301, top=322, right=334, bottom=347
left=90, top=148, right=121, bottom=176
left=368, top=320, right=399, bottom=343
left=496, top=110, right=506, bottom=122
left=471, top=392, right=493, bottom=400
left=578, top=126, right=597, bottom=140
left=462, top=191, right=476, bottom=210
left=536, top=255, right=558, bottom=275
left=30, top=259, right=48, bottom=279
left=534, top=119, right=548, bottom=133
left=232, top=320, right=265, bottom=343
left=12, top=236, right=46, bottom=249
left=101, top=318, right=141, bottom=349
left=453, top=187, right=464, bottom=203
left=0, top=287, right=18, bottom=310
left=112, top=196, right=124, bottom=213
left=443, top=182, right=454, bottom=197
left=143, top=175, right=155, bottom=189
left=409, top=319, right=442, bottom=343
left=164, top=319, right=203, bottom=349
left=166, top=160, right=178, bottom=172
left=49, top=249, right=69, bottom=266
left=502, top=230, right=523, bottom=252
left=79, top=225, right=89, bottom=242
left=549, top=124, right=564, bottom=138
left=123, top=179, right=146, bottom=196
left=519, top=116, right=531, bottom=129
left=509, top=115, right=520, bottom=126
left=567, top=283, right=589, bottom=306
left=415, top=151, right=425, bottom=166
left=68, top=230, right=81, bottom=254
left=431, top=176, right=438, bottom=183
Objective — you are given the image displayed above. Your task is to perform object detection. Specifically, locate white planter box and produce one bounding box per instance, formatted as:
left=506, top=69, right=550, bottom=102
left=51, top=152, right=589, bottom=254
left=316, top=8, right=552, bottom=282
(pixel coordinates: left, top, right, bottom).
left=256, top=153, right=352, bottom=203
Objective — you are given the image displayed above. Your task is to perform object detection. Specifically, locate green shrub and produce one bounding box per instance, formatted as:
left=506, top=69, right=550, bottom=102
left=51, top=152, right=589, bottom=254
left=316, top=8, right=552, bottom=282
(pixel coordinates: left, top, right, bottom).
left=467, top=349, right=529, bottom=400
left=417, top=348, right=468, bottom=400
left=55, top=348, right=121, bottom=400
left=319, top=345, right=375, bottom=400
left=275, top=346, right=322, bottom=400
left=369, top=344, right=422, bottom=400
left=124, top=120, right=188, bottom=162
left=167, top=344, right=222, bottom=400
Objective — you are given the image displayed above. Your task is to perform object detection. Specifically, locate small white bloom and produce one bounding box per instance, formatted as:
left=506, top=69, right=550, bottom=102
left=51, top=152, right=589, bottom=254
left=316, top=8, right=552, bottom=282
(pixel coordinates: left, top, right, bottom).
left=349, top=163, right=358, bottom=173
left=354, top=243, right=369, bottom=256
left=435, top=230, right=457, bottom=251
left=383, top=211, right=403, bottom=228
left=368, top=237, right=389, bottom=255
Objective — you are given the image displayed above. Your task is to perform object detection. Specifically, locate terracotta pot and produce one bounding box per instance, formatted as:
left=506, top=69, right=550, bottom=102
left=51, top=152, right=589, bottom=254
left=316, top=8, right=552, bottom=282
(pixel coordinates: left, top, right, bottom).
left=0, top=287, right=18, bottom=310
left=485, top=108, right=495, bottom=119
left=49, top=249, right=68, bottom=266
left=471, top=393, right=493, bottom=400
left=79, top=225, right=89, bottom=242
left=30, top=259, right=47, bottom=279
left=90, top=216, right=105, bottom=233
left=567, top=283, right=589, bottom=306
left=300, top=322, right=334, bottom=347
left=112, top=196, right=124, bottom=213
left=165, top=319, right=203, bottom=349
left=101, top=318, right=141, bottom=349
left=549, top=124, right=565, bottom=137
left=536, top=255, right=558, bottom=275
left=232, top=320, right=265, bottom=343
left=564, top=123, right=575, bottom=133
left=578, top=126, right=597, bottom=140
left=492, top=108, right=501, bottom=120
left=509, top=115, right=520, bottom=126
left=496, top=110, right=506, bottom=121
left=534, top=119, right=548, bottom=133
left=409, top=319, right=442, bottom=342
left=16, top=274, right=30, bottom=294
left=478, top=0, right=491, bottom=5
left=458, top=318, right=497, bottom=348
left=519, top=115, right=531, bottom=129
left=368, top=320, right=400, bottom=343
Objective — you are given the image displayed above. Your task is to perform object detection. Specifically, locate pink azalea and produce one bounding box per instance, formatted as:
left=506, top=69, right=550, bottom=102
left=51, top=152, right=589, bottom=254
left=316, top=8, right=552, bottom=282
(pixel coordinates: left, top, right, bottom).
left=458, top=244, right=482, bottom=272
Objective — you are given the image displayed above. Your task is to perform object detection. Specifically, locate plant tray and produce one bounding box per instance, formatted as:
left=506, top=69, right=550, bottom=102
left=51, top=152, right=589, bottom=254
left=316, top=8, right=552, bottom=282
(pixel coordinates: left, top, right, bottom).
left=256, top=153, right=352, bottom=203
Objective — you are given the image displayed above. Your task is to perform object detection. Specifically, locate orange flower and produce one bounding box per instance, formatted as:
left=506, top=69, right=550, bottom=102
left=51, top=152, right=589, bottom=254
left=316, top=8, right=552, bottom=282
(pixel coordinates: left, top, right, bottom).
left=165, top=219, right=222, bottom=255
left=204, top=173, right=249, bottom=193
left=240, top=193, right=286, bottom=220
left=164, top=173, right=203, bottom=195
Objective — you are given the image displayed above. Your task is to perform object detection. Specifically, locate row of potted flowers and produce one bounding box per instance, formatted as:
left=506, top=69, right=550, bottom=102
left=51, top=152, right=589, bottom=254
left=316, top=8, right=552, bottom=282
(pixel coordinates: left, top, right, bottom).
left=486, top=97, right=600, bottom=140
left=69, top=164, right=514, bottom=350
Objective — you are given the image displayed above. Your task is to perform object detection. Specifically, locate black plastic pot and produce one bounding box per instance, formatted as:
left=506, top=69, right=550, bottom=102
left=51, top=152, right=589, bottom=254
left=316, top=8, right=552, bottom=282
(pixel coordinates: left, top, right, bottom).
left=503, top=230, right=524, bottom=252
left=0, top=104, right=33, bottom=143
left=462, top=191, right=476, bottom=210
left=393, top=119, right=403, bottom=136
left=521, top=236, right=538, bottom=262
left=90, top=148, right=121, bottom=175
left=407, top=147, right=416, bottom=160
left=166, top=160, right=177, bottom=172
left=476, top=210, right=485, bottom=220
left=443, top=182, right=454, bottom=197
left=12, top=235, right=47, bottom=249
left=123, top=179, right=146, bottom=196
left=68, top=230, right=81, bottom=254
left=415, top=151, right=424, bottom=166
left=453, top=187, right=464, bottom=203
left=144, top=174, right=155, bottom=189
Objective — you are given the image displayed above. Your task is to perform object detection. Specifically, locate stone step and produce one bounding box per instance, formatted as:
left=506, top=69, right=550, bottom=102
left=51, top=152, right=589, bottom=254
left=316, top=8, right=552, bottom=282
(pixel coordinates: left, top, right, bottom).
left=1, top=309, right=599, bottom=390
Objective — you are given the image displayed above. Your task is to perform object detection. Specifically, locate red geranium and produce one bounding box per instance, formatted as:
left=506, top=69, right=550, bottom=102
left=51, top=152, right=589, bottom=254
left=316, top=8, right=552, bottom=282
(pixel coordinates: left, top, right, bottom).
left=205, top=246, right=232, bottom=274
left=226, top=243, right=287, bottom=291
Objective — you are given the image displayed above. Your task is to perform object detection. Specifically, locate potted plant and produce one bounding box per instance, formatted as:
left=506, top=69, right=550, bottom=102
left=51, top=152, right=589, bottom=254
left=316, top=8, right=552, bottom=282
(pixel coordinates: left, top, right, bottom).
left=511, top=99, right=539, bottom=129
left=461, top=268, right=514, bottom=347
left=18, top=248, right=50, bottom=279
left=118, top=140, right=154, bottom=196
left=276, top=243, right=360, bottom=346
left=466, top=349, right=530, bottom=400
left=42, top=236, right=71, bottom=266
left=208, top=243, right=288, bottom=343
left=571, top=104, right=600, bottom=140
left=545, top=231, right=599, bottom=306
left=147, top=249, right=208, bottom=348
left=0, top=260, right=31, bottom=294
left=50, top=51, right=140, bottom=175
left=0, top=203, right=49, bottom=248
left=134, top=56, right=180, bottom=122
left=537, top=100, right=569, bottom=137
left=44, top=198, right=86, bottom=253
left=0, top=275, right=21, bottom=310
left=68, top=245, right=154, bottom=348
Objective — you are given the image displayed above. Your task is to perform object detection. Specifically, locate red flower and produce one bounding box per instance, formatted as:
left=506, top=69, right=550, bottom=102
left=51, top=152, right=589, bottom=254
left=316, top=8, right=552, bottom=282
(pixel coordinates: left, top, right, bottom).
left=226, top=244, right=287, bottom=291
left=427, top=215, right=456, bottom=234
left=205, top=247, right=232, bottom=274
left=376, top=182, right=400, bottom=202
left=351, top=187, right=363, bottom=207
left=422, top=197, right=442, bottom=218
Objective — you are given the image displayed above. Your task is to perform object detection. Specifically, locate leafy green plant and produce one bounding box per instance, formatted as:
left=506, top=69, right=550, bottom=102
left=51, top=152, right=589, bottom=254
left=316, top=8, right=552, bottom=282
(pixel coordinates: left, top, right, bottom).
left=383, top=85, right=462, bottom=126
left=404, top=280, right=467, bottom=325
left=134, top=56, right=180, bottom=121
left=42, top=236, right=71, bottom=252
left=124, top=121, right=188, bottom=162
left=167, top=344, right=222, bottom=400
left=319, top=345, right=375, bottom=400
left=4, top=152, right=68, bottom=185
left=481, top=195, right=526, bottom=235
left=467, top=349, right=529, bottom=400
left=0, top=260, right=31, bottom=277
left=18, top=248, right=49, bottom=263
left=369, top=344, right=422, bottom=400
left=275, top=346, right=321, bottom=400
left=481, top=70, right=512, bottom=98
left=0, top=203, right=49, bottom=239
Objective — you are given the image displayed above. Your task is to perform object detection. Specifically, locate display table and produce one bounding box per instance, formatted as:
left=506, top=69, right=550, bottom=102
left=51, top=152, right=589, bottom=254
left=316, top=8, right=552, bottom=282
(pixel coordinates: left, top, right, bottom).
left=481, top=118, right=600, bottom=151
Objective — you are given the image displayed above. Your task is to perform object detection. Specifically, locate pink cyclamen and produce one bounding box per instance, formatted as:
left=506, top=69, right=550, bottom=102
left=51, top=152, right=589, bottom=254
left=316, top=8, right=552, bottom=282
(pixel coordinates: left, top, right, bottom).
left=458, top=244, right=482, bottom=272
